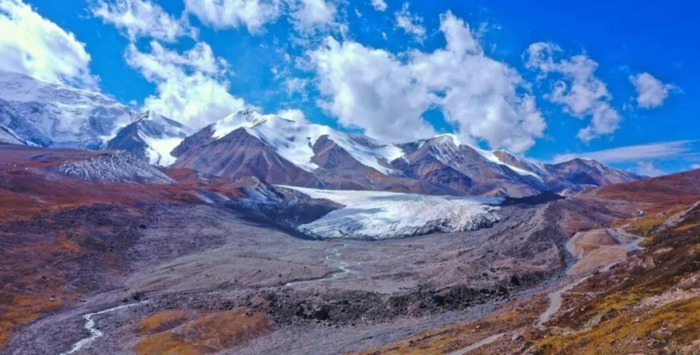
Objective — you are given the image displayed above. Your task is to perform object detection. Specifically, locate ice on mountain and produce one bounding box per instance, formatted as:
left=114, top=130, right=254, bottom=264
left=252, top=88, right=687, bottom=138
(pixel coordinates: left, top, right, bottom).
left=282, top=186, right=500, bottom=240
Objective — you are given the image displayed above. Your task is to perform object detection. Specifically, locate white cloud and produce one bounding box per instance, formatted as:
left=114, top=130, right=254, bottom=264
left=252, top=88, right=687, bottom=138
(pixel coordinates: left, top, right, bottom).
left=394, top=3, right=425, bottom=43
left=126, top=41, right=247, bottom=128
left=370, top=0, right=387, bottom=12
left=310, top=37, right=436, bottom=142
left=526, top=42, right=620, bottom=142
left=0, top=0, right=95, bottom=87
left=91, top=0, right=193, bottom=42
left=288, top=0, right=336, bottom=32
left=309, top=11, right=545, bottom=151
left=552, top=140, right=693, bottom=164
left=184, top=0, right=282, bottom=32
left=284, top=76, right=310, bottom=97
left=276, top=108, right=307, bottom=122
left=636, top=161, right=665, bottom=177
left=630, top=72, right=675, bottom=109
left=184, top=0, right=336, bottom=33
left=691, top=164, right=700, bottom=170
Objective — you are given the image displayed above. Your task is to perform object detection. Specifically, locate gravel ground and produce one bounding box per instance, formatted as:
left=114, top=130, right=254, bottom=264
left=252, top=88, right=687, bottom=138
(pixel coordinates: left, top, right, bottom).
left=2, top=197, right=617, bottom=354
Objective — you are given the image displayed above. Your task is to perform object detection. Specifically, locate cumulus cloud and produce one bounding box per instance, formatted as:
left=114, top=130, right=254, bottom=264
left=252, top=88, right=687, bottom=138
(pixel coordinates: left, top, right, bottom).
left=552, top=140, right=693, bottom=164
left=394, top=3, right=425, bottom=43
left=310, top=37, right=436, bottom=142
left=91, top=0, right=194, bottom=42
left=309, top=11, right=545, bottom=151
left=525, top=42, right=620, bottom=142
left=276, top=108, right=307, bottom=121
left=126, top=41, right=247, bottom=128
left=0, top=0, right=95, bottom=87
left=636, top=161, right=665, bottom=177
left=184, top=0, right=282, bottom=32
left=630, top=72, right=676, bottom=109
left=370, top=0, right=387, bottom=12
left=184, top=0, right=337, bottom=33
left=288, top=0, right=336, bottom=32
left=691, top=164, right=700, bottom=170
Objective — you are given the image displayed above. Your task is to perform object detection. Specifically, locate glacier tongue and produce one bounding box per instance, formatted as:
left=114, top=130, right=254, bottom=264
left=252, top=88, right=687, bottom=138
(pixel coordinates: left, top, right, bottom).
left=281, top=186, right=500, bottom=240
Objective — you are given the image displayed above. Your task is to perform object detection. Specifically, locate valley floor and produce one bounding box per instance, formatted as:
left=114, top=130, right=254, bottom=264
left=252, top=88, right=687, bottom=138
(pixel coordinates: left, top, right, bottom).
left=2, top=187, right=698, bottom=354
left=1, top=196, right=607, bottom=354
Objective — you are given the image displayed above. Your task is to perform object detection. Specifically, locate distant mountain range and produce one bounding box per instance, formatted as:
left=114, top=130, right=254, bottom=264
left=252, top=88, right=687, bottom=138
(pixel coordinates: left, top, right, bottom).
left=0, top=70, right=642, bottom=197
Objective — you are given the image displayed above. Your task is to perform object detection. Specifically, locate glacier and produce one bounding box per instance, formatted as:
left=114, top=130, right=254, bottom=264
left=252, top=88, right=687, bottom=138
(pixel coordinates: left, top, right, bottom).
left=281, top=186, right=501, bottom=240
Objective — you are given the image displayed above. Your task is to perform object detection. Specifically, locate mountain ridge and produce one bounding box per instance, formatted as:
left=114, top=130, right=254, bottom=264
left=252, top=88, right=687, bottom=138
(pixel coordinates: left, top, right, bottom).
left=0, top=70, right=642, bottom=198
left=171, top=110, right=642, bottom=197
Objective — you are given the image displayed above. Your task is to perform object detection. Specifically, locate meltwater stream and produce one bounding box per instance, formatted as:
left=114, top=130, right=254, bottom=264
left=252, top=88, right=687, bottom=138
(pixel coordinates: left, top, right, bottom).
left=60, top=302, right=142, bottom=355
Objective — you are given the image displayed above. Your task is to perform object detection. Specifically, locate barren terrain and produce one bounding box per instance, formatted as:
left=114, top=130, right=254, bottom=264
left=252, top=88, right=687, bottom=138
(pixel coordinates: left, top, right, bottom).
left=1, top=195, right=617, bottom=354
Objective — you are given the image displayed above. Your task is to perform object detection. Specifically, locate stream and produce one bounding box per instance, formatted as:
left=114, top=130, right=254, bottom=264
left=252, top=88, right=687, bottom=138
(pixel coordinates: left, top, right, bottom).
left=59, top=302, right=142, bottom=355
left=284, top=243, right=350, bottom=287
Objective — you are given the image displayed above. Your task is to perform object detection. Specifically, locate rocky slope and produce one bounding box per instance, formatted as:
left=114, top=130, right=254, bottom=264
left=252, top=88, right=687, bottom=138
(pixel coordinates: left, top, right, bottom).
left=54, top=151, right=175, bottom=184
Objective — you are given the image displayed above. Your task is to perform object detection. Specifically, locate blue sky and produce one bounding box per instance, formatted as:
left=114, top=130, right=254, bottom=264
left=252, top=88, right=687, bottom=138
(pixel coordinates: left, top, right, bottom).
left=4, top=0, right=700, bottom=174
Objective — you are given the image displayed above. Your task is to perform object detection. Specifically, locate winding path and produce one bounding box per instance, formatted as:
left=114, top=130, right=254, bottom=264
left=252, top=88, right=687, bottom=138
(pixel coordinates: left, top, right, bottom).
left=447, top=332, right=508, bottom=355
left=536, top=227, right=643, bottom=327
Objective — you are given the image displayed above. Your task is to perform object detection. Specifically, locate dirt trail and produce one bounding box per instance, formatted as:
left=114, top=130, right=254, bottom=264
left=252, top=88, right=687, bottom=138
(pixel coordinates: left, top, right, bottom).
left=536, top=227, right=643, bottom=327
left=447, top=332, right=507, bottom=355
left=536, top=276, right=590, bottom=327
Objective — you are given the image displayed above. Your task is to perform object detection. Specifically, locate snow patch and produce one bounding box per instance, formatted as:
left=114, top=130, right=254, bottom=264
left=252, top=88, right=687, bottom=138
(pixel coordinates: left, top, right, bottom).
left=479, top=149, right=543, bottom=180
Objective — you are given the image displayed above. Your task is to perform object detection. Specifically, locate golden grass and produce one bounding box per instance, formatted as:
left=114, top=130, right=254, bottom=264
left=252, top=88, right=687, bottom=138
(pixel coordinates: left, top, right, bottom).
left=625, top=205, right=686, bottom=237
left=136, top=310, right=193, bottom=335
left=134, top=308, right=274, bottom=355
left=536, top=297, right=700, bottom=354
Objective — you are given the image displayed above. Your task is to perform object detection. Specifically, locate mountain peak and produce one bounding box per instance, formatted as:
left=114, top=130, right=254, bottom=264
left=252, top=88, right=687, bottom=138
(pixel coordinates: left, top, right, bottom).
left=212, top=110, right=292, bottom=139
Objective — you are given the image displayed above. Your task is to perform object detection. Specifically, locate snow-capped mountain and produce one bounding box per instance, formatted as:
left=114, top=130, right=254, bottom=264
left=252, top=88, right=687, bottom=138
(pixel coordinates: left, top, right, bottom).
left=172, top=110, right=642, bottom=197
left=106, top=111, right=192, bottom=166
left=0, top=71, right=641, bottom=197
left=209, top=109, right=404, bottom=175
left=0, top=70, right=136, bottom=148
left=172, top=110, right=413, bottom=189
